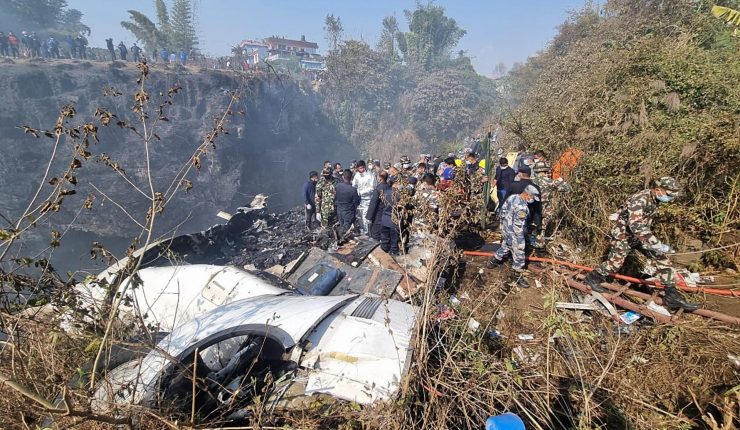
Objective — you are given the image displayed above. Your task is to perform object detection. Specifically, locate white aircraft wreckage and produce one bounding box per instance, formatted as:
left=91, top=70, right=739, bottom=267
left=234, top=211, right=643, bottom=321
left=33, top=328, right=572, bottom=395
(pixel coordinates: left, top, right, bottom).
left=63, top=196, right=454, bottom=423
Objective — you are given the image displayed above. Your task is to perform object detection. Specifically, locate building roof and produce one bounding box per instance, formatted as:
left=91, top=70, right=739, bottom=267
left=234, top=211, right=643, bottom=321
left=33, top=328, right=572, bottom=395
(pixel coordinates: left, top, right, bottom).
left=239, top=39, right=268, bottom=48
left=264, top=36, right=318, bottom=50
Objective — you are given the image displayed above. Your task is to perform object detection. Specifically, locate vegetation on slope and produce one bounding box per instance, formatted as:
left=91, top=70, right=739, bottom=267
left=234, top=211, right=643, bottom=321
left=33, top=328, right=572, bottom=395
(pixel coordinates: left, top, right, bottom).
left=501, top=0, right=739, bottom=265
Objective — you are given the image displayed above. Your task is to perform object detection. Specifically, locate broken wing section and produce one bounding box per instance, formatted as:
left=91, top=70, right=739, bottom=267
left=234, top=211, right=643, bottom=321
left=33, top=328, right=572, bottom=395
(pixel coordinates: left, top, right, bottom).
left=75, top=264, right=289, bottom=331
left=301, top=296, right=417, bottom=404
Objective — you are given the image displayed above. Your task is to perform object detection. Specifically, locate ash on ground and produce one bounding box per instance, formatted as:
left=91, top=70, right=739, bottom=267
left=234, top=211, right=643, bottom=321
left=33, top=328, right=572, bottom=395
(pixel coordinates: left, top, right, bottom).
left=138, top=197, right=324, bottom=271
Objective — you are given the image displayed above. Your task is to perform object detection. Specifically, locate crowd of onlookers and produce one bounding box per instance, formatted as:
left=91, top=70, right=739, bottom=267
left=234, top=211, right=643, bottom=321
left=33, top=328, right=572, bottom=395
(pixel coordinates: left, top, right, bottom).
left=0, top=31, right=89, bottom=60
left=0, top=30, right=196, bottom=66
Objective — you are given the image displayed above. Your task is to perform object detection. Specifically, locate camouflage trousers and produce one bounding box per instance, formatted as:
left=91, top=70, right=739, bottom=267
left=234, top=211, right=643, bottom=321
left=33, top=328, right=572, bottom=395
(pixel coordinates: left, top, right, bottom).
left=534, top=201, right=555, bottom=248
left=595, top=224, right=677, bottom=286
left=495, top=228, right=527, bottom=270
left=318, top=204, right=337, bottom=228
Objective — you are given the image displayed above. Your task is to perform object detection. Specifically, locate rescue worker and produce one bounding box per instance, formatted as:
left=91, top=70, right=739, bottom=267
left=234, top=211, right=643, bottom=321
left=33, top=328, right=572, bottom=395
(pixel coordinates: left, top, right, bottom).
left=118, top=41, right=128, bottom=61
left=583, top=177, right=698, bottom=311
left=75, top=34, right=87, bottom=59
left=380, top=174, right=402, bottom=255
left=8, top=32, right=19, bottom=58
left=131, top=43, right=142, bottom=62
left=366, top=171, right=389, bottom=241
left=0, top=32, right=9, bottom=58
left=303, top=171, right=318, bottom=230
left=414, top=162, right=427, bottom=181
left=351, top=160, right=377, bottom=235
left=506, top=165, right=542, bottom=244
left=493, top=157, right=516, bottom=213
left=106, top=38, right=116, bottom=60
left=399, top=155, right=413, bottom=174
left=314, top=166, right=337, bottom=228
left=487, top=184, right=541, bottom=288
left=66, top=35, right=76, bottom=58
left=333, top=162, right=343, bottom=181
left=336, top=169, right=361, bottom=236
left=531, top=151, right=571, bottom=250
left=47, top=36, right=60, bottom=59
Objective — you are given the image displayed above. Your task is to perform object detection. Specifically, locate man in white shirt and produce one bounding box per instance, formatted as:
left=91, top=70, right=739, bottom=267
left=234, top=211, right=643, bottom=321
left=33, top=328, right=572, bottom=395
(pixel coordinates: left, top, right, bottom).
left=351, top=160, right=378, bottom=235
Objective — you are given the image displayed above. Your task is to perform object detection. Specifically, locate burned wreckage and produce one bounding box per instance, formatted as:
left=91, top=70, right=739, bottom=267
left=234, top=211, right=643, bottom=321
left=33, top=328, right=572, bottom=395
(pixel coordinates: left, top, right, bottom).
left=69, top=197, right=447, bottom=422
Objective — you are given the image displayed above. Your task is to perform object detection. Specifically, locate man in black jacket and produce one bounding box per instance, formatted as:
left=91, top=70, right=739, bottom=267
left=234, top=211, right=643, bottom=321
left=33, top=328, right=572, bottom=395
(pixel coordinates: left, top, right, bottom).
left=366, top=171, right=389, bottom=241
left=303, top=171, right=318, bottom=230
left=493, top=157, right=516, bottom=213
left=380, top=177, right=402, bottom=255
left=335, top=169, right=360, bottom=235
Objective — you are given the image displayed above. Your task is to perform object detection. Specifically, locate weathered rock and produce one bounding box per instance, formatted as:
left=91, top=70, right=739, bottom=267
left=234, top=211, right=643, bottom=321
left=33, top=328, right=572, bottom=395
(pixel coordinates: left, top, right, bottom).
left=0, top=61, right=357, bottom=272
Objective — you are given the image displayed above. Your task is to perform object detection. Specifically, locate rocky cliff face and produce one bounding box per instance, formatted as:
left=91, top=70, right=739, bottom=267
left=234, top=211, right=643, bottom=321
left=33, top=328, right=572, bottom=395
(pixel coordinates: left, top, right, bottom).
left=0, top=59, right=356, bottom=272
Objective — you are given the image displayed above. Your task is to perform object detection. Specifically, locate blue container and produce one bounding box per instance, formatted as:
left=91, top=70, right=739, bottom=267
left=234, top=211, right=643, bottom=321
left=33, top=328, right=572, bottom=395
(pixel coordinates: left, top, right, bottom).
left=485, top=412, right=525, bottom=430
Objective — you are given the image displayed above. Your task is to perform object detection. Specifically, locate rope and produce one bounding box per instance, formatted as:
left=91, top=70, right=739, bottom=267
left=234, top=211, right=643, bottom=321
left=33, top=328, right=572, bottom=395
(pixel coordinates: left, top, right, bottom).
left=462, top=250, right=740, bottom=297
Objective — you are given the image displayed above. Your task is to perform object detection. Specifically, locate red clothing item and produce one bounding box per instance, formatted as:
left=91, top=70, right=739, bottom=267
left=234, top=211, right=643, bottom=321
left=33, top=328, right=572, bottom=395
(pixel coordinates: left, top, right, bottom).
left=8, top=35, right=19, bottom=46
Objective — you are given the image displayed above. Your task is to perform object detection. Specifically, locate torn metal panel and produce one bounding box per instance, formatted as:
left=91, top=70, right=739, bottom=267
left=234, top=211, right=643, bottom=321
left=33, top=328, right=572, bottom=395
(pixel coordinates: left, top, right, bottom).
left=301, top=296, right=416, bottom=404
left=286, top=247, right=402, bottom=297
left=75, top=264, right=288, bottom=331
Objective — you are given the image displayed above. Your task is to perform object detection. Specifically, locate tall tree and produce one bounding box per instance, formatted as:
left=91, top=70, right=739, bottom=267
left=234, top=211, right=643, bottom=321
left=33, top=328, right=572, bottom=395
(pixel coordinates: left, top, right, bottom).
left=155, top=0, right=172, bottom=41
left=397, top=3, right=466, bottom=70
left=60, top=8, right=91, bottom=35
left=121, top=0, right=199, bottom=53
left=121, top=10, right=162, bottom=54
left=377, top=16, right=400, bottom=63
left=170, top=0, right=198, bottom=51
left=324, top=14, right=344, bottom=51
left=6, top=0, right=90, bottom=33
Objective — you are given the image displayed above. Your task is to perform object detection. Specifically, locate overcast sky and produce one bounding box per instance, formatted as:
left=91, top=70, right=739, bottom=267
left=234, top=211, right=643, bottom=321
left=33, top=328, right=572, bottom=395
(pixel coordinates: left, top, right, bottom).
left=66, top=0, right=588, bottom=76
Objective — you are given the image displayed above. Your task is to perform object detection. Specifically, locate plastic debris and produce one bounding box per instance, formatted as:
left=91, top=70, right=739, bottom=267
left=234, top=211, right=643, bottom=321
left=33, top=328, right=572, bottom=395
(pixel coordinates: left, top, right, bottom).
left=434, top=304, right=456, bottom=321
left=517, top=334, right=534, bottom=341
left=485, top=412, right=526, bottom=430
left=647, top=301, right=671, bottom=317
left=619, top=311, right=642, bottom=325
left=449, top=295, right=461, bottom=307
left=468, top=318, right=481, bottom=332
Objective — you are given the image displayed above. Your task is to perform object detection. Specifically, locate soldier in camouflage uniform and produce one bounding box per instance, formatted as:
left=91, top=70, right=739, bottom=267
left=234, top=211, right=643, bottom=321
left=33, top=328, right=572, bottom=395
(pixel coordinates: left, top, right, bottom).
left=531, top=151, right=571, bottom=250
left=315, top=167, right=337, bottom=228
left=584, top=177, right=698, bottom=311
left=487, top=184, right=541, bottom=288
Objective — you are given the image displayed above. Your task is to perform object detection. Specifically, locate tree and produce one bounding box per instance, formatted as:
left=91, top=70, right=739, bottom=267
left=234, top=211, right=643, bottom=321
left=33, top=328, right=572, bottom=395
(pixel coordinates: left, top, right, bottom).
left=121, top=10, right=163, bottom=55
left=170, top=0, right=198, bottom=51
left=324, top=14, right=344, bottom=51
left=377, top=16, right=400, bottom=63
left=323, top=40, right=392, bottom=150
left=155, top=0, right=172, bottom=41
left=6, top=0, right=90, bottom=34
left=404, top=68, right=479, bottom=142
left=492, top=62, right=508, bottom=79
left=121, top=0, right=198, bottom=54
left=397, top=3, right=466, bottom=70
left=712, top=5, right=740, bottom=36
left=60, top=8, right=91, bottom=36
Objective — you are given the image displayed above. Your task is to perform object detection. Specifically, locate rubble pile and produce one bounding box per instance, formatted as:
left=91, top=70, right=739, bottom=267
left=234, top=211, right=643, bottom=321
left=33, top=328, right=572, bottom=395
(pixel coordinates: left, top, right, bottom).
left=138, top=202, right=317, bottom=271
left=228, top=209, right=315, bottom=270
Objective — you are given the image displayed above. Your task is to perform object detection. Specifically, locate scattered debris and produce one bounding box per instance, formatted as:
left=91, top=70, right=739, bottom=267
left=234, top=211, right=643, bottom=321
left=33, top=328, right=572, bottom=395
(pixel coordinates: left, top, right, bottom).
left=468, top=317, right=481, bottom=332
left=647, top=301, right=671, bottom=317
left=620, top=311, right=642, bottom=325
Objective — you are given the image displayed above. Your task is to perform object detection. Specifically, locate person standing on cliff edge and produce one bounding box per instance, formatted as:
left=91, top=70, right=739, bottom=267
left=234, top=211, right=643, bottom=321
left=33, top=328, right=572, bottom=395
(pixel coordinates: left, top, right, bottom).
left=105, top=38, right=116, bottom=61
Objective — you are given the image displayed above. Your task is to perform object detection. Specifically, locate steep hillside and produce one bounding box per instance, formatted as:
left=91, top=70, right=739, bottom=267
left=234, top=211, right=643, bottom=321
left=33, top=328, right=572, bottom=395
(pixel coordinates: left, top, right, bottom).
left=0, top=59, right=356, bottom=272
